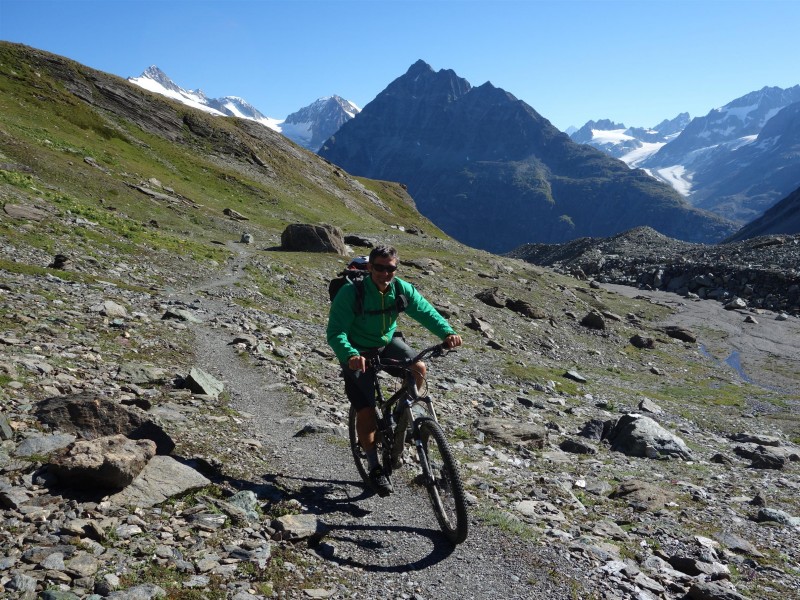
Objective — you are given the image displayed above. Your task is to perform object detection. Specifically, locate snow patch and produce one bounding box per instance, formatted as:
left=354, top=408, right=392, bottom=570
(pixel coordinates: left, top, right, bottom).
left=721, top=103, right=758, bottom=123
left=591, top=128, right=634, bottom=144
left=652, top=165, right=693, bottom=197
left=620, top=142, right=666, bottom=167
left=129, top=77, right=224, bottom=116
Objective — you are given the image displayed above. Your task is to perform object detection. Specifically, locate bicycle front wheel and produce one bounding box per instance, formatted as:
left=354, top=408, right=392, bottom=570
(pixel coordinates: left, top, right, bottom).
left=416, top=417, right=469, bottom=544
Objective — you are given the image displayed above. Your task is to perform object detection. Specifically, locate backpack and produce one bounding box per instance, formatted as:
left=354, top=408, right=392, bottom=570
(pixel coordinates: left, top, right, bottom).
left=328, top=269, right=408, bottom=316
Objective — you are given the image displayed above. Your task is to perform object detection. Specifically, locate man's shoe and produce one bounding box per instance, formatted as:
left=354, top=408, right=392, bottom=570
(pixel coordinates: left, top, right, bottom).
left=369, top=466, right=393, bottom=497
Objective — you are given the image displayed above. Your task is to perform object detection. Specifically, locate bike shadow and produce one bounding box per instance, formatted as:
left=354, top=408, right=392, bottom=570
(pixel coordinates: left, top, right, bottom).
left=315, top=523, right=458, bottom=572
left=261, top=472, right=374, bottom=517
left=266, top=472, right=459, bottom=571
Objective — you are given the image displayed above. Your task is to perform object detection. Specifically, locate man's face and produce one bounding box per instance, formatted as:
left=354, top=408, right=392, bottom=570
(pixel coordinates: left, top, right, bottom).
left=369, top=256, right=398, bottom=290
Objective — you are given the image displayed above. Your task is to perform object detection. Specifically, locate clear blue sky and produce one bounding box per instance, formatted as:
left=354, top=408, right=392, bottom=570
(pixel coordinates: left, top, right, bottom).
left=2, top=0, right=798, bottom=131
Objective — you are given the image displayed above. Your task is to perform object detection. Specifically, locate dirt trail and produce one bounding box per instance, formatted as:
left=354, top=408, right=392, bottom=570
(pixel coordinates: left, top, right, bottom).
left=174, top=248, right=592, bottom=599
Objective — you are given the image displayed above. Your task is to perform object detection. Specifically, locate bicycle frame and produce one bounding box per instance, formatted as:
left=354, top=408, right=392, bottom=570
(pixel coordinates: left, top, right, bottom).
left=367, top=344, right=446, bottom=473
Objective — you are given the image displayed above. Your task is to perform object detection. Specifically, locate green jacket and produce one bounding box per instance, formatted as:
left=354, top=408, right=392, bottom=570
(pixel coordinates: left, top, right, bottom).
left=326, top=275, right=457, bottom=364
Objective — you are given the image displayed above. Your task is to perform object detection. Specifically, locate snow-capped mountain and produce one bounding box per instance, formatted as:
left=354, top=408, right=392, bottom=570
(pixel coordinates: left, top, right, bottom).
left=569, top=113, right=690, bottom=167
left=689, top=99, right=800, bottom=223
left=638, top=85, right=800, bottom=221
left=127, top=67, right=358, bottom=151
left=575, top=85, right=800, bottom=225
left=643, top=85, right=800, bottom=170
left=280, top=96, right=360, bottom=151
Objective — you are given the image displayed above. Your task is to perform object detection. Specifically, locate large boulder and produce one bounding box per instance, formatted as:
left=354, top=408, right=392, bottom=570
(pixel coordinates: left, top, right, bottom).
left=107, top=455, right=211, bottom=508
left=50, top=434, right=156, bottom=489
left=34, top=392, right=175, bottom=454
left=280, top=223, right=346, bottom=255
left=476, top=417, right=547, bottom=449
left=607, top=413, right=693, bottom=460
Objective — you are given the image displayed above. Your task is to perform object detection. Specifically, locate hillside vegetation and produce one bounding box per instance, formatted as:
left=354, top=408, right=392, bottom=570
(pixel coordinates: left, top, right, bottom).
left=1, top=42, right=799, bottom=600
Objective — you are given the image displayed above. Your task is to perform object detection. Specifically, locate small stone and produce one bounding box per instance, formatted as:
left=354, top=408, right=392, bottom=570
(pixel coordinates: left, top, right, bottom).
left=303, top=589, right=336, bottom=598
left=564, top=370, right=587, bottom=383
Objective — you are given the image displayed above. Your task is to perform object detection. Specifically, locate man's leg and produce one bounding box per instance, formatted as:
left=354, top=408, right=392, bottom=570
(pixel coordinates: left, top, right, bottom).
left=383, top=335, right=427, bottom=393
left=411, top=361, right=427, bottom=393
left=344, top=368, right=392, bottom=495
left=356, top=405, right=378, bottom=457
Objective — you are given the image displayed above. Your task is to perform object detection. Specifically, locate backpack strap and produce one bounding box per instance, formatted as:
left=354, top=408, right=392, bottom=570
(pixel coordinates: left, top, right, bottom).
left=359, top=278, right=408, bottom=316
left=353, top=277, right=366, bottom=316
left=393, top=279, right=409, bottom=314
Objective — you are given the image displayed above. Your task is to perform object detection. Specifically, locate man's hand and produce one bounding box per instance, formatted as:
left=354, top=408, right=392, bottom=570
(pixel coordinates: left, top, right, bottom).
left=348, top=354, right=366, bottom=372
left=444, top=334, right=462, bottom=349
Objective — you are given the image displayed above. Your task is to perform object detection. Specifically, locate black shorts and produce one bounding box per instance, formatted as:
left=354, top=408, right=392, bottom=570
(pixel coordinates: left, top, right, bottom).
left=341, top=335, right=416, bottom=411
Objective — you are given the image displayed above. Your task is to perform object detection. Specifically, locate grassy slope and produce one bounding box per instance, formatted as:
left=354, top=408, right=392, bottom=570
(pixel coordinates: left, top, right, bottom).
left=0, top=42, right=442, bottom=287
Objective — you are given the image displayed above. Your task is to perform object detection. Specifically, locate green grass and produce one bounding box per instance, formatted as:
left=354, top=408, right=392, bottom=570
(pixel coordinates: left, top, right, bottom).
left=237, top=545, right=341, bottom=595
left=119, top=563, right=227, bottom=600
left=477, top=508, right=541, bottom=541
left=502, top=361, right=581, bottom=395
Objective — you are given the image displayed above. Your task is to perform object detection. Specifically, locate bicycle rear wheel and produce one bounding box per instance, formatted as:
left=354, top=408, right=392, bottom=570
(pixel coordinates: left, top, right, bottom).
left=415, top=417, right=469, bottom=544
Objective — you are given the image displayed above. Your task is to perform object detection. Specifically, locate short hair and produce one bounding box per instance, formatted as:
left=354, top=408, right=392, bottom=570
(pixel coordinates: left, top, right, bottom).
left=369, top=245, right=398, bottom=263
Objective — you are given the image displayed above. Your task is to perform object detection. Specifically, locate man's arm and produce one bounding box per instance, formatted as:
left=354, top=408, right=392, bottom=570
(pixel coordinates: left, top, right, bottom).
left=326, top=285, right=361, bottom=364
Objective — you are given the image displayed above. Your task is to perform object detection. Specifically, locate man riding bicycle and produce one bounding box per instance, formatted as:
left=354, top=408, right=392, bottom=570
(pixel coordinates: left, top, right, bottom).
left=327, top=245, right=462, bottom=497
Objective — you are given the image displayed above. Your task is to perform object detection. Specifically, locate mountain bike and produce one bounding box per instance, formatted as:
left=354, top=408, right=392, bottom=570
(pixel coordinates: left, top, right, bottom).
left=347, top=342, right=469, bottom=545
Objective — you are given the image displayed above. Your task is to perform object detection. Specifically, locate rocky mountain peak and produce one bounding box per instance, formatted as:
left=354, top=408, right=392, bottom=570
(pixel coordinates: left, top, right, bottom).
left=380, top=60, right=472, bottom=106
left=651, top=112, right=691, bottom=137
left=320, top=61, right=734, bottom=252
left=643, top=84, right=800, bottom=169
left=140, top=65, right=175, bottom=88
left=284, top=95, right=358, bottom=124
left=206, top=95, right=267, bottom=120
left=407, top=58, right=434, bottom=75
left=570, top=119, right=628, bottom=144
left=283, top=95, right=360, bottom=151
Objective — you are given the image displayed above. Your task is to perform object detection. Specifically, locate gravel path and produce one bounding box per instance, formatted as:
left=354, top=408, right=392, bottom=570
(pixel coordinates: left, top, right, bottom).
left=175, top=249, right=596, bottom=599
left=189, top=321, right=592, bottom=599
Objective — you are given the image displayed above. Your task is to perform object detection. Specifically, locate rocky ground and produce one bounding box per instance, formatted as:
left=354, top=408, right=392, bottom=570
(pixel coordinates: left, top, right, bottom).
left=507, top=227, right=800, bottom=315
left=2, top=232, right=800, bottom=600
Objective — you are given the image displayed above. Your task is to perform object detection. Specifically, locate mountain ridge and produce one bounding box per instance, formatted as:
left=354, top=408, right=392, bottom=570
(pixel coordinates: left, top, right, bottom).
left=573, top=85, right=800, bottom=227
left=320, top=60, right=736, bottom=252
left=569, top=113, right=690, bottom=166
left=128, top=65, right=359, bottom=151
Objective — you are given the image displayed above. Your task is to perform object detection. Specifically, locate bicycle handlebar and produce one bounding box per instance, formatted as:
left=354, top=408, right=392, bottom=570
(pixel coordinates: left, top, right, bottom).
left=370, top=342, right=451, bottom=371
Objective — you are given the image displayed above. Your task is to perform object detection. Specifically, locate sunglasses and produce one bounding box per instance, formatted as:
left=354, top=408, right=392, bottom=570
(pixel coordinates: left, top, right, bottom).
left=370, top=263, right=397, bottom=273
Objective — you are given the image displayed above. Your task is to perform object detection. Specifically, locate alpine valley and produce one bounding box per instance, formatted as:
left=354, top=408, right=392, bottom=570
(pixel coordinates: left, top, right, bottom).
left=2, top=41, right=800, bottom=600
